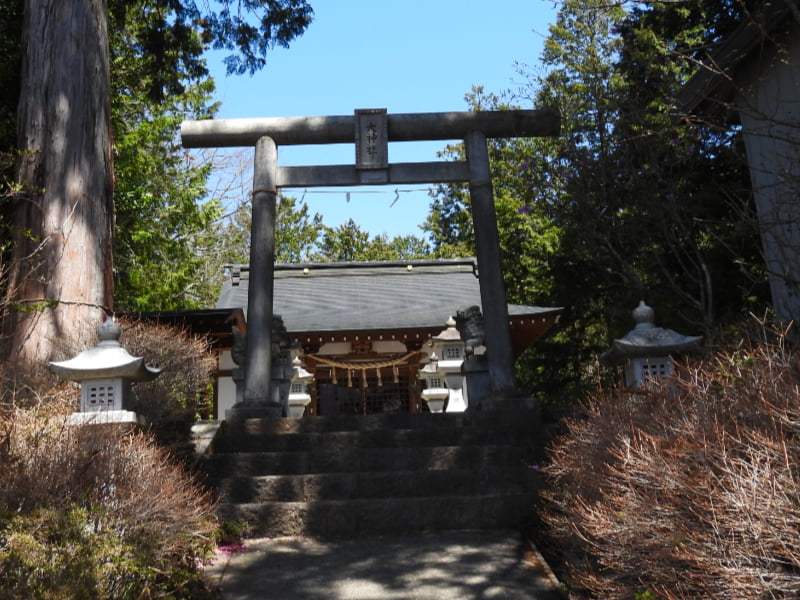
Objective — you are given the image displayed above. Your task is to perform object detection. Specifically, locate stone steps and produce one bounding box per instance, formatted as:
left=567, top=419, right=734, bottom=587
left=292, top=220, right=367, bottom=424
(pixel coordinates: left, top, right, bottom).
left=210, top=427, right=531, bottom=453
left=218, top=411, right=515, bottom=434
left=203, top=444, right=531, bottom=477
left=213, top=494, right=537, bottom=539
left=200, top=408, right=544, bottom=539
left=217, top=466, right=536, bottom=503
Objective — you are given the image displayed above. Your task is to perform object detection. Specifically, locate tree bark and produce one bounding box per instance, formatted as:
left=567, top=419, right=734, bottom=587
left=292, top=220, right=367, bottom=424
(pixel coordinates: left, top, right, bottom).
left=4, top=0, right=114, bottom=364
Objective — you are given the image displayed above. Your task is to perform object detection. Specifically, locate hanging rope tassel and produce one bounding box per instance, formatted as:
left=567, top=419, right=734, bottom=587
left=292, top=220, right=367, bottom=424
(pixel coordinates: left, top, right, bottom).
left=347, top=369, right=352, bottom=388
left=376, top=368, right=383, bottom=387
left=332, top=367, right=337, bottom=385
left=393, top=365, right=399, bottom=384
left=362, top=369, right=368, bottom=388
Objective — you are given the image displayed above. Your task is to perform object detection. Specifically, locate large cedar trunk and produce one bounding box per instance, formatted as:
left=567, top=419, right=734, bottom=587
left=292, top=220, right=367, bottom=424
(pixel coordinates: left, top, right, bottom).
left=4, top=0, right=114, bottom=364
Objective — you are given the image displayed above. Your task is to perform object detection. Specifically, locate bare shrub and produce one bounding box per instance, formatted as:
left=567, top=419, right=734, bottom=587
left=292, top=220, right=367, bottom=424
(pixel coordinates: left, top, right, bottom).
left=0, top=396, right=217, bottom=598
left=542, top=327, right=800, bottom=599
left=117, top=316, right=217, bottom=422
left=0, top=359, right=78, bottom=413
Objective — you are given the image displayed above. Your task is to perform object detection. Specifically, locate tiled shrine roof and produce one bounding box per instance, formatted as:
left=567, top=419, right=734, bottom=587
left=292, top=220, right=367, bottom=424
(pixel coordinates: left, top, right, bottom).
left=216, top=258, right=561, bottom=349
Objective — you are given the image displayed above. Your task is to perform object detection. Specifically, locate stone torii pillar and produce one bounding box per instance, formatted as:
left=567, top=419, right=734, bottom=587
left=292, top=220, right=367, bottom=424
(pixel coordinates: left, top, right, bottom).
left=181, top=108, right=559, bottom=414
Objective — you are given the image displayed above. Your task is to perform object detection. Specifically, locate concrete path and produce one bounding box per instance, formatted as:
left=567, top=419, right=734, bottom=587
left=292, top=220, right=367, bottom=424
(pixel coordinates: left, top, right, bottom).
left=204, top=530, right=564, bottom=600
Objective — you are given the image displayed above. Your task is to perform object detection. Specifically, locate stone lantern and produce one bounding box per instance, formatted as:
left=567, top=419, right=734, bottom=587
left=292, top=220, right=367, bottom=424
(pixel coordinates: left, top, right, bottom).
left=288, top=356, right=314, bottom=417
left=50, top=318, right=161, bottom=425
left=418, top=353, right=450, bottom=413
left=418, top=317, right=468, bottom=413
left=600, top=301, right=702, bottom=387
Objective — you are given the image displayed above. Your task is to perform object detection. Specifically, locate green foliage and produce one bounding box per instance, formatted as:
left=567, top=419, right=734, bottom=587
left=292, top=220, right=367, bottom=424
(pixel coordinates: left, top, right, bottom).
left=0, top=505, right=215, bottom=600
left=423, top=88, right=570, bottom=400
left=275, top=195, right=325, bottom=262
left=111, top=5, right=224, bottom=311
left=0, top=1, right=22, bottom=333
left=1, top=505, right=131, bottom=600
left=217, top=194, right=325, bottom=265
left=313, top=218, right=431, bottom=262
left=0, top=0, right=21, bottom=163
left=193, top=0, right=314, bottom=76
left=107, top=0, right=313, bottom=99
left=314, top=219, right=374, bottom=262
left=424, top=2, right=770, bottom=401
left=0, top=1, right=316, bottom=313
left=105, top=1, right=314, bottom=308
left=215, top=519, right=253, bottom=547
left=424, top=88, right=559, bottom=302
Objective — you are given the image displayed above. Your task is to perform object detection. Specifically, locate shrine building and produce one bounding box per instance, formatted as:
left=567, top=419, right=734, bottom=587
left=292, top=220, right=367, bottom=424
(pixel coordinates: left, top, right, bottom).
left=210, top=258, right=561, bottom=419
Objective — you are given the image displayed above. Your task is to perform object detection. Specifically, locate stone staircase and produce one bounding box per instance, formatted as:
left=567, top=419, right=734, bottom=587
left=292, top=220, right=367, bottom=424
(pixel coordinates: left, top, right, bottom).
left=198, top=408, right=546, bottom=539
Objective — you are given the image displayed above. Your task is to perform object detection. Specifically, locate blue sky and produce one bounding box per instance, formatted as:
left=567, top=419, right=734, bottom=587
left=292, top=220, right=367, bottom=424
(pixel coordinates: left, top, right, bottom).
left=204, top=1, right=557, bottom=239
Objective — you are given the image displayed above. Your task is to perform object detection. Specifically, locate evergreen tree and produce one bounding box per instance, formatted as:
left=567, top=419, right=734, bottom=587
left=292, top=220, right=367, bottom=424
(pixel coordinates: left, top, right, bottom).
left=519, top=0, right=765, bottom=399
left=423, top=87, right=559, bottom=304
left=314, top=218, right=431, bottom=262
left=111, top=5, right=222, bottom=310
left=530, top=0, right=765, bottom=398
left=215, top=193, right=324, bottom=266
left=2, top=0, right=313, bottom=363
left=0, top=0, right=22, bottom=329
left=423, top=1, right=769, bottom=401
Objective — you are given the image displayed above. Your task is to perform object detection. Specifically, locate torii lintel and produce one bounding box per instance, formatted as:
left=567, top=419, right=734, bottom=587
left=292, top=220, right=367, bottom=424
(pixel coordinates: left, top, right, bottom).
left=182, top=108, right=560, bottom=188
left=180, top=108, right=560, bottom=148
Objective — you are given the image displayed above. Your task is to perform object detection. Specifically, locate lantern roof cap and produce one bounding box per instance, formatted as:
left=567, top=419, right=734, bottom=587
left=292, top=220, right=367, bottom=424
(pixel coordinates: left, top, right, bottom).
left=50, top=318, right=161, bottom=382
left=291, top=356, right=313, bottom=380
left=600, top=301, right=703, bottom=364
left=632, top=300, right=656, bottom=328
left=419, top=361, right=439, bottom=374
left=432, top=317, right=462, bottom=342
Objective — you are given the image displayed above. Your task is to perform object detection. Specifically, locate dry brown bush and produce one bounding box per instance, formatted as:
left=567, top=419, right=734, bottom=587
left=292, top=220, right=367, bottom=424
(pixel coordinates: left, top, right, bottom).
left=0, top=393, right=218, bottom=598
left=2, top=317, right=216, bottom=461
left=0, top=359, right=78, bottom=413
left=0, top=397, right=216, bottom=555
left=118, top=316, right=216, bottom=422
left=542, top=327, right=800, bottom=599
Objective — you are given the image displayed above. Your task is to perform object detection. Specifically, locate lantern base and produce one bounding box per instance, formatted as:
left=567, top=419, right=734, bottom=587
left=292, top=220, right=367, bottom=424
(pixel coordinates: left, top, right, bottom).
left=66, top=410, right=144, bottom=426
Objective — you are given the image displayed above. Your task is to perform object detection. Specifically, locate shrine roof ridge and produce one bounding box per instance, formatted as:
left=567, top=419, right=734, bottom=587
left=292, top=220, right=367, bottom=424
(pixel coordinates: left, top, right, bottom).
left=225, top=258, right=479, bottom=281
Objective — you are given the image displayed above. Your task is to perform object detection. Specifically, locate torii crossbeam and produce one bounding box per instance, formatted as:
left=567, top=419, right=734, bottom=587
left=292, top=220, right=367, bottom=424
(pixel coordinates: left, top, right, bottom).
left=181, top=108, right=560, bottom=414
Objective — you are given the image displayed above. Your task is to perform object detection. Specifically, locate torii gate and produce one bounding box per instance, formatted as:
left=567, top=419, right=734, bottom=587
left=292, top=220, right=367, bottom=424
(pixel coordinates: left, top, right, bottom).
left=181, top=108, right=559, bottom=414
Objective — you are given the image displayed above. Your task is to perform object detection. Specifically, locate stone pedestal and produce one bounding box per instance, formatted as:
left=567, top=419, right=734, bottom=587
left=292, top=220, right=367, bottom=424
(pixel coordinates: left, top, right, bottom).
left=232, top=366, right=245, bottom=405
left=479, top=389, right=538, bottom=411
left=226, top=404, right=284, bottom=421
left=462, top=354, right=491, bottom=410
left=228, top=315, right=294, bottom=420
left=228, top=365, right=285, bottom=420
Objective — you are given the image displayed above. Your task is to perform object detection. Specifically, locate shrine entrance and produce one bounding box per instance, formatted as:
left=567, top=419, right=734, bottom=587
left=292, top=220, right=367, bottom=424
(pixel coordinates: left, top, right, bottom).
left=316, top=378, right=411, bottom=415
left=307, top=351, right=421, bottom=415
left=181, top=108, right=559, bottom=416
